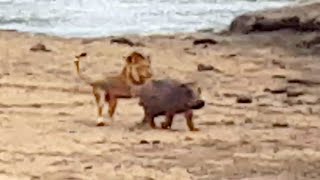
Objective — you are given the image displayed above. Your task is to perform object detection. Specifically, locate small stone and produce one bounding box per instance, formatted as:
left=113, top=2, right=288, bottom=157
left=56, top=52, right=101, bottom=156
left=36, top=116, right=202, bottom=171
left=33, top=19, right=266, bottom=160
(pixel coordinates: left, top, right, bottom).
left=110, top=37, right=143, bottom=47
left=227, top=54, right=237, bottom=58
left=140, top=140, right=149, bottom=144
left=84, top=165, right=93, bottom=170
left=224, top=120, right=235, bottom=125
left=30, top=43, right=51, bottom=52
left=244, top=118, right=253, bottom=124
left=197, top=64, right=223, bottom=73
left=287, top=78, right=320, bottom=86
left=272, top=74, right=286, bottom=79
left=272, top=122, right=289, bottom=128
left=193, top=38, right=217, bottom=46
left=236, top=95, right=252, bottom=104
left=152, top=140, right=160, bottom=144
left=264, top=87, right=287, bottom=94
left=197, top=64, right=214, bottom=71
left=31, top=103, right=42, bottom=108
left=185, top=136, right=193, bottom=141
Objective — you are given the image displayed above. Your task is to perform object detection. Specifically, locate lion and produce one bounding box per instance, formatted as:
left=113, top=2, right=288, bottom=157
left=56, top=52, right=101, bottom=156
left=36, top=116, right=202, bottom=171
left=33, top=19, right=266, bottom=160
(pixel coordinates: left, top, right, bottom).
left=73, top=51, right=153, bottom=126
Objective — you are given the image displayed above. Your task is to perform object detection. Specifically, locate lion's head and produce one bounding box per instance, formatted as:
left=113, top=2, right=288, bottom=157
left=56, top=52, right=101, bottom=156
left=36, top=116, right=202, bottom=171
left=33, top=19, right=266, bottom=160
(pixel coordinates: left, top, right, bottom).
left=122, top=51, right=153, bottom=85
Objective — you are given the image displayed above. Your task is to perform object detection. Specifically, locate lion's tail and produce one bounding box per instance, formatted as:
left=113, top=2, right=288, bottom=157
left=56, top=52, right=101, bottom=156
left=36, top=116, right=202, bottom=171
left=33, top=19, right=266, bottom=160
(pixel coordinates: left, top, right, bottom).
left=74, top=53, right=94, bottom=86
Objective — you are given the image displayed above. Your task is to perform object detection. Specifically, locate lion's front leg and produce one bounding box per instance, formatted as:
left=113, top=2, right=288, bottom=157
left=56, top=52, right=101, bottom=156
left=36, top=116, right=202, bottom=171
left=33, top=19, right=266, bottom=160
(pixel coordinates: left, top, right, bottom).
left=93, top=87, right=107, bottom=126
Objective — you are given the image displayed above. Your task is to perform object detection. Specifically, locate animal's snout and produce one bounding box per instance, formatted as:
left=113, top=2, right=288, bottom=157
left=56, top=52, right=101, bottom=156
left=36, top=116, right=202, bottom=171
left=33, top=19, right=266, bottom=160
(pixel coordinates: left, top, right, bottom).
left=189, top=100, right=205, bottom=109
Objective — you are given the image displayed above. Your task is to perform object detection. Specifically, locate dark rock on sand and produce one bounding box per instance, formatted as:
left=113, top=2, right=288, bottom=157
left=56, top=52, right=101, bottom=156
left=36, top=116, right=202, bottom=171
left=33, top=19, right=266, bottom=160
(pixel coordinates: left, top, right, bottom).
left=264, top=87, right=287, bottom=94
left=110, top=37, right=144, bottom=47
left=30, top=43, right=51, bottom=52
left=287, top=77, right=320, bottom=86
left=140, top=140, right=150, bottom=144
left=197, top=64, right=223, bottom=73
left=236, top=95, right=252, bottom=104
left=193, top=38, right=217, bottom=46
left=197, top=64, right=214, bottom=71
left=229, top=2, right=320, bottom=34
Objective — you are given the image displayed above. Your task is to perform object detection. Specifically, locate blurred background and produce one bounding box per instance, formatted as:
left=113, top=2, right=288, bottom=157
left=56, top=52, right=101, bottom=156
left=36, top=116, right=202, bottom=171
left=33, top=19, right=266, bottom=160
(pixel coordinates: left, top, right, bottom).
left=0, top=0, right=295, bottom=37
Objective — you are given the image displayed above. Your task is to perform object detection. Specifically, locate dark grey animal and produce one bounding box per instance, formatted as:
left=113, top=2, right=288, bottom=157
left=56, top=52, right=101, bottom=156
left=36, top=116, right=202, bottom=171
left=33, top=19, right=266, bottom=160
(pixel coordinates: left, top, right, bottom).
left=131, top=79, right=205, bottom=131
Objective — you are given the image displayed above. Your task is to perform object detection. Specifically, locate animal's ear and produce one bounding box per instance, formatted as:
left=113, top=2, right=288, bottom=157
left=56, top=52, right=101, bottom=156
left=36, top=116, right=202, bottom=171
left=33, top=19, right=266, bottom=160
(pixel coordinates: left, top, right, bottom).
left=125, top=55, right=133, bottom=64
left=182, top=82, right=196, bottom=87
left=197, top=87, right=202, bottom=95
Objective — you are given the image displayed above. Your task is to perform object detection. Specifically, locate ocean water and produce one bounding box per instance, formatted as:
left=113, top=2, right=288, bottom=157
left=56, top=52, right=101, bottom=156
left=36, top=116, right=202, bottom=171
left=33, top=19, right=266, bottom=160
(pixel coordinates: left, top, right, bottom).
left=0, top=0, right=295, bottom=38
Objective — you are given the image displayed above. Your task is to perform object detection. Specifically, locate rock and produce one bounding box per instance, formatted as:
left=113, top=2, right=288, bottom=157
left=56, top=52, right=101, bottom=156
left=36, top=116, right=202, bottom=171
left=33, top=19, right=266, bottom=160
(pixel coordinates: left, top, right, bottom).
left=287, top=78, right=320, bottom=86
left=193, top=38, right=217, bottom=46
left=139, top=140, right=149, bottom=144
left=110, top=37, right=144, bottom=47
left=229, top=2, right=320, bottom=34
left=272, top=122, right=289, bottom=128
left=197, top=64, right=214, bottom=71
left=31, top=103, right=42, bottom=108
left=264, top=87, right=287, bottom=94
left=244, top=118, right=253, bottom=124
left=236, top=95, right=252, bottom=104
left=84, top=165, right=93, bottom=170
left=197, top=63, right=223, bottom=73
left=227, top=54, right=237, bottom=58
left=152, top=140, right=160, bottom=144
left=223, top=120, right=235, bottom=125
left=272, top=75, right=286, bottom=79
left=185, top=136, right=193, bottom=141
left=30, top=43, right=51, bottom=52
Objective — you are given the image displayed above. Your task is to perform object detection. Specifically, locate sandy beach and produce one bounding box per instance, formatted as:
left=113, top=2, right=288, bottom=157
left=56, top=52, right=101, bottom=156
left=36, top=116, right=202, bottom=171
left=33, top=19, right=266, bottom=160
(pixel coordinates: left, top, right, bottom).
left=0, top=13, right=320, bottom=180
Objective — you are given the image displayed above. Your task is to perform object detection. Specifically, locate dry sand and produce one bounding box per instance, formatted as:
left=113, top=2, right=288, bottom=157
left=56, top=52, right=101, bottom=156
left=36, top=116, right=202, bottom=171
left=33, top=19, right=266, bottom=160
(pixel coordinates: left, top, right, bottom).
left=0, top=29, right=320, bottom=180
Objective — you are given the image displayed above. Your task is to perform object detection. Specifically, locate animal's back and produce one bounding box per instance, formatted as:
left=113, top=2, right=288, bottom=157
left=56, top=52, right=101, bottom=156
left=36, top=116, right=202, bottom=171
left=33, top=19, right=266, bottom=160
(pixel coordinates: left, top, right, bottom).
left=139, top=79, right=195, bottom=116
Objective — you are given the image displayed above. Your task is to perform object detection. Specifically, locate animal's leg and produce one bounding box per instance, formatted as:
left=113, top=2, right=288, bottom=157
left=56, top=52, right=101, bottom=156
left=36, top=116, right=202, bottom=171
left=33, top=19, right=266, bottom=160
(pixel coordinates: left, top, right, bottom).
left=135, top=109, right=149, bottom=127
left=93, top=88, right=106, bottom=126
left=107, top=96, right=117, bottom=122
left=140, top=109, right=148, bottom=124
left=185, top=110, right=199, bottom=131
left=161, top=113, right=174, bottom=129
left=146, top=115, right=156, bottom=129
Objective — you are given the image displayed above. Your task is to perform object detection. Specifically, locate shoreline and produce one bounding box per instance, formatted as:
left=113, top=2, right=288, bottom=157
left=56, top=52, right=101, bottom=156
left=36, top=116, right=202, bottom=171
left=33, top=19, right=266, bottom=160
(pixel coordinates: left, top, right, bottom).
left=0, top=26, right=220, bottom=40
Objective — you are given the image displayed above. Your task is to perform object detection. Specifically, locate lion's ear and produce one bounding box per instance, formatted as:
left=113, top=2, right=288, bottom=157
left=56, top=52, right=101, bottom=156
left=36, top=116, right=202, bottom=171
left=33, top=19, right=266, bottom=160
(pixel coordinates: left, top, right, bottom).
left=197, top=87, right=202, bottom=95
left=147, top=55, right=151, bottom=62
left=183, top=82, right=196, bottom=87
left=125, top=55, right=132, bottom=64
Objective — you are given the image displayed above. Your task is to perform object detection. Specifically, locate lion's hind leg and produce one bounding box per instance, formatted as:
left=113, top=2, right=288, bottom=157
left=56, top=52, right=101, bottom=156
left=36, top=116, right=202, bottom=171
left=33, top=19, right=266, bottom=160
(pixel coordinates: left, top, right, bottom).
left=107, top=96, right=117, bottom=123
